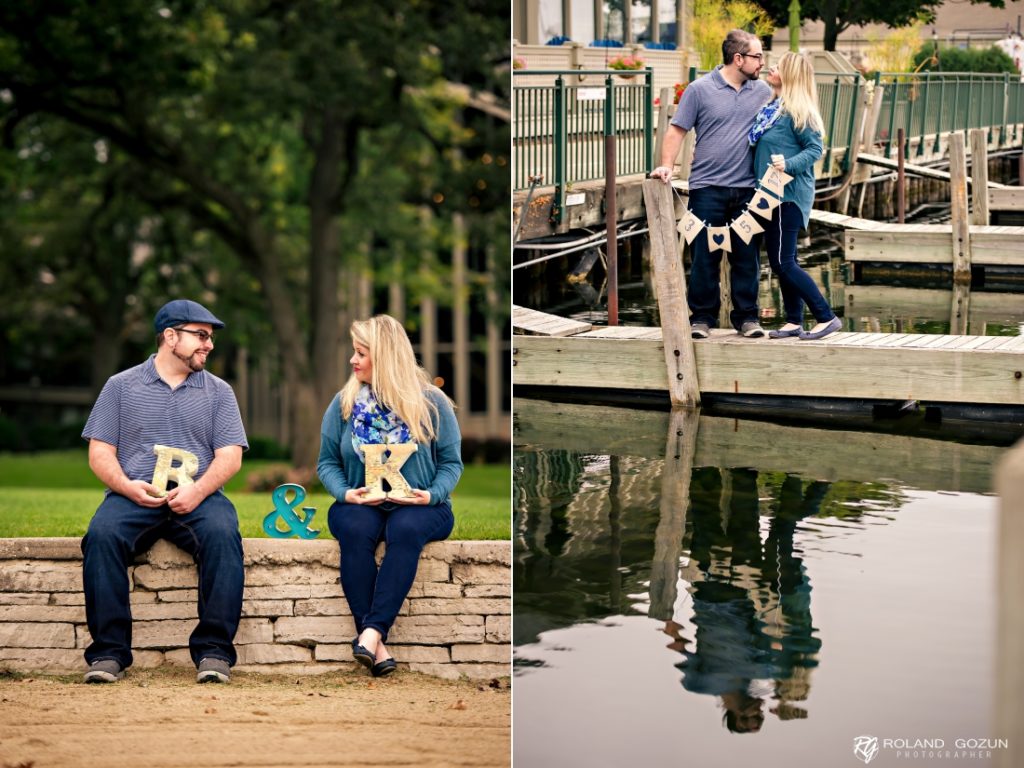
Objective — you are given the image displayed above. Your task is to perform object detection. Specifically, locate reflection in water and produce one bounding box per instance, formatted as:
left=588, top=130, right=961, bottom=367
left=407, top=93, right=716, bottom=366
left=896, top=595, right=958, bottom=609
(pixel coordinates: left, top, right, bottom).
left=672, top=470, right=824, bottom=733
left=514, top=399, right=1005, bottom=763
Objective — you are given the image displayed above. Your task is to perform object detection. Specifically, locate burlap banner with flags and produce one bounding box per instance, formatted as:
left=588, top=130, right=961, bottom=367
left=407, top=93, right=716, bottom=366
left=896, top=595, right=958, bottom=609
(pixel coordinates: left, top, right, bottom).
left=675, top=165, right=794, bottom=253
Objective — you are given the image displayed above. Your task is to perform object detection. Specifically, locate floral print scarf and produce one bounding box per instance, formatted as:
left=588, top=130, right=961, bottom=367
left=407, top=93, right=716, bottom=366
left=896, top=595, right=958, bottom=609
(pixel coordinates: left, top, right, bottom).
left=350, top=385, right=411, bottom=463
left=748, top=98, right=783, bottom=146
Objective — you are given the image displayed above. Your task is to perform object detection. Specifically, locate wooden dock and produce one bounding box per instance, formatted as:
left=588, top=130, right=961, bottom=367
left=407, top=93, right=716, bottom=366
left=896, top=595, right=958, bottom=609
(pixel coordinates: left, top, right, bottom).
left=514, top=177, right=1024, bottom=412
left=513, top=306, right=1024, bottom=406
left=809, top=209, right=1024, bottom=267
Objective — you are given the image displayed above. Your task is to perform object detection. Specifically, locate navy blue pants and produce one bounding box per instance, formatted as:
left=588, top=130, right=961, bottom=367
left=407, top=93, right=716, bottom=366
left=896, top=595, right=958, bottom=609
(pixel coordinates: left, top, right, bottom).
left=763, top=202, right=835, bottom=325
left=81, top=491, right=244, bottom=669
left=328, top=501, right=454, bottom=643
left=687, top=185, right=762, bottom=330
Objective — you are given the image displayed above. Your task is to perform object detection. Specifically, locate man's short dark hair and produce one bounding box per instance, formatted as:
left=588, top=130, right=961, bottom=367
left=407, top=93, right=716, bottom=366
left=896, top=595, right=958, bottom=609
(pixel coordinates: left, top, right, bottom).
left=722, top=29, right=756, bottom=65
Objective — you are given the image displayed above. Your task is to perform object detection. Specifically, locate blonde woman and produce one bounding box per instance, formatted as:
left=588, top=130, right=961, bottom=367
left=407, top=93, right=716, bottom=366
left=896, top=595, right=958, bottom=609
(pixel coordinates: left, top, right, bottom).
left=750, top=52, right=841, bottom=340
left=317, top=315, right=462, bottom=677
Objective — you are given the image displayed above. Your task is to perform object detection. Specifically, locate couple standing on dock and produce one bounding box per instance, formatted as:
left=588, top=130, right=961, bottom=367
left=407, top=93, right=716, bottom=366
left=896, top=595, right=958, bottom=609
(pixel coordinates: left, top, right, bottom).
left=651, top=30, right=842, bottom=342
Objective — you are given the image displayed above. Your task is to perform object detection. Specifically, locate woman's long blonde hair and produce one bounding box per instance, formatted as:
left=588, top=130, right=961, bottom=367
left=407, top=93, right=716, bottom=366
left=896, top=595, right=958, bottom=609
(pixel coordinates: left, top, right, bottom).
left=339, top=314, right=448, bottom=443
left=777, top=52, right=824, bottom=135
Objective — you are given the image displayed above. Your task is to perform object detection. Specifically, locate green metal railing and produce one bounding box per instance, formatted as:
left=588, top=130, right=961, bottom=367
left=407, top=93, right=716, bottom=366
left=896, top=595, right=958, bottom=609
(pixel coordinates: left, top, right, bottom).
left=513, top=69, right=654, bottom=208
left=872, top=72, right=1024, bottom=157
left=513, top=69, right=1024, bottom=193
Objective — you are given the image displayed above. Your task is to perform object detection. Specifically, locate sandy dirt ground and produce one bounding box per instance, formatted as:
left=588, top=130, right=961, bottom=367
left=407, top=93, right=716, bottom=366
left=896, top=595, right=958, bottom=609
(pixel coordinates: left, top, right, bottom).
left=0, top=668, right=510, bottom=768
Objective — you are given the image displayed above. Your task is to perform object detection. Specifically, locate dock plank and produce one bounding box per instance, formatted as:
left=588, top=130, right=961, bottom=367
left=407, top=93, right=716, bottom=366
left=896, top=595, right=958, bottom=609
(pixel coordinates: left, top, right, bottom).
left=514, top=327, right=1024, bottom=404
left=844, top=227, right=1024, bottom=265
left=887, top=334, right=930, bottom=347
left=990, top=187, right=1024, bottom=212
left=512, top=305, right=593, bottom=337
left=857, top=153, right=1009, bottom=188
left=999, top=335, right=1024, bottom=351
left=838, top=332, right=892, bottom=346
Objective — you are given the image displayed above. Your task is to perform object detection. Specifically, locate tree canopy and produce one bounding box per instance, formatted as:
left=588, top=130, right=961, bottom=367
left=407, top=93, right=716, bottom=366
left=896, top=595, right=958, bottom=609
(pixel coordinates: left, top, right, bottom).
left=757, top=0, right=1006, bottom=52
left=0, top=0, right=510, bottom=464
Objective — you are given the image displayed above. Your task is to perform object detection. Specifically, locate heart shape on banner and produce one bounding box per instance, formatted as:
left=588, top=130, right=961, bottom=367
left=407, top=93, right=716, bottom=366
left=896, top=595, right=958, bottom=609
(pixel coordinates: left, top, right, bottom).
left=712, top=233, right=725, bottom=245
left=756, top=198, right=770, bottom=210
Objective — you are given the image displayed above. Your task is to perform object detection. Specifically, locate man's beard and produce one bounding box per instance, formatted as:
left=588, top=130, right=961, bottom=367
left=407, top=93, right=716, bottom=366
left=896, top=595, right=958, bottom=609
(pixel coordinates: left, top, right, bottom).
left=172, top=347, right=207, bottom=373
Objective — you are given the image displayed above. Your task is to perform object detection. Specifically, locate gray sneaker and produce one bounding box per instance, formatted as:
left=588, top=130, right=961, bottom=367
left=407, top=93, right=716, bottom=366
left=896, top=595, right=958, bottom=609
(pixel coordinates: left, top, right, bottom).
left=691, top=322, right=710, bottom=339
left=196, top=657, right=231, bottom=683
left=740, top=321, right=765, bottom=338
left=84, top=659, right=124, bottom=684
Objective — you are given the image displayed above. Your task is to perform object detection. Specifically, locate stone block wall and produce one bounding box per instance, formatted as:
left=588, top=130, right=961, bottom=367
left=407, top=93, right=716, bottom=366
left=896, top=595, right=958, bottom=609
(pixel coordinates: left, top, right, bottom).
left=0, top=538, right=510, bottom=680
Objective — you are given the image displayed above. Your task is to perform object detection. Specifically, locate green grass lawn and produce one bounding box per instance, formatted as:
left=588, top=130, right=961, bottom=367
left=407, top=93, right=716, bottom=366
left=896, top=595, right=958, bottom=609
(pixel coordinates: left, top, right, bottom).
left=0, top=451, right=510, bottom=540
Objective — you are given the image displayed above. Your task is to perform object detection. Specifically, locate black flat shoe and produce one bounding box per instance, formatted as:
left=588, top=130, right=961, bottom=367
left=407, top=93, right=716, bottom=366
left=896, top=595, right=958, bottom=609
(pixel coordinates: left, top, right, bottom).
left=351, top=638, right=375, bottom=669
left=372, top=658, right=397, bottom=678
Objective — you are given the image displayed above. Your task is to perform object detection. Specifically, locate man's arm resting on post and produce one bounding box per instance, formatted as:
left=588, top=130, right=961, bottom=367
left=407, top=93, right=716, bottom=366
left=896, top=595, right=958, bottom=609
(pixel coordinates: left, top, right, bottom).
left=651, top=125, right=687, bottom=182
left=88, top=439, right=165, bottom=507
left=166, top=444, right=243, bottom=515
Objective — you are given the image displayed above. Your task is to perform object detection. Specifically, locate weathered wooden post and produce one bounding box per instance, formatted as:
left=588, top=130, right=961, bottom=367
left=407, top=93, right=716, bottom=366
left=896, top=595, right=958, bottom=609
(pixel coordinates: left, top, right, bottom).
left=969, top=127, right=990, bottom=225
left=948, top=132, right=973, bottom=284
left=648, top=407, right=700, bottom=622
left=642, top=179, right=700, bottom=407
left=653, top=87, right=673, bottom=172
left=994, top=440, right=1024, bottom=768
left=950, top=282, right=971, bottom=335
left=718, top=261, right=732, bottom=331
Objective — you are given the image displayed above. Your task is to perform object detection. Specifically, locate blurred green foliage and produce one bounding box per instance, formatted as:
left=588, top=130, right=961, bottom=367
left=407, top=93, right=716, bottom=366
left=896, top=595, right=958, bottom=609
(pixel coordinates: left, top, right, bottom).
left=914, top=41, right=1018, bottom=74
left=0, top=0, right=510, bottom=466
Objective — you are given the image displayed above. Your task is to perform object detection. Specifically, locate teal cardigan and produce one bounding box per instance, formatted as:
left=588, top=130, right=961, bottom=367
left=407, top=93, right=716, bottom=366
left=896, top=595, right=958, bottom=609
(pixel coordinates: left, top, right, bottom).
left=752, top=110, right=824, bottom=227
left=316, top=388, right=463, bottom=508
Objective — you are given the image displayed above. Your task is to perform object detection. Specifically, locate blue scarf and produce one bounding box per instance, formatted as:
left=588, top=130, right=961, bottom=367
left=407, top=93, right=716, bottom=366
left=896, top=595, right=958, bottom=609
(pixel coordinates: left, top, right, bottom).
left=350, top=385, right=412, bottom=463
left=748, top=98, right=783, bottom=146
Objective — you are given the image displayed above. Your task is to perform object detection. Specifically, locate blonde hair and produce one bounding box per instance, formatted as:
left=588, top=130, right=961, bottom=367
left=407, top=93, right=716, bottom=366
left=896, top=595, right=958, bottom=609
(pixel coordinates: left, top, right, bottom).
left=339, top=314, right=448, bottom=444
left=777, top=52, right=824, bottom=135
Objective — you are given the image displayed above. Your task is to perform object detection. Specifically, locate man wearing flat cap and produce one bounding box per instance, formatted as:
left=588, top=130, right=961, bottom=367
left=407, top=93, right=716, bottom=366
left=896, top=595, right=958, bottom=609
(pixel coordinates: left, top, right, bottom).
left=80, top=299, right=248, bottom=684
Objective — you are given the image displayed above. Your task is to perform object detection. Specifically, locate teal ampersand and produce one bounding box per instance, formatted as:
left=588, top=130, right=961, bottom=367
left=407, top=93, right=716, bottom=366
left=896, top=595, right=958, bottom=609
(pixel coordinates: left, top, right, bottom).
left=263, top=484, right=320, bottom=539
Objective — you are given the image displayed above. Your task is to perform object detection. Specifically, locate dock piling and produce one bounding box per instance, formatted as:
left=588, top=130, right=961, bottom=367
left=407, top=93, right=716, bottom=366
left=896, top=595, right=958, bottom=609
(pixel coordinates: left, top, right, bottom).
left=970, top=128, right=990, bottom=225
left=642, top=179, right=700, bottom=407
left=948, top=132, right=973, bottom=284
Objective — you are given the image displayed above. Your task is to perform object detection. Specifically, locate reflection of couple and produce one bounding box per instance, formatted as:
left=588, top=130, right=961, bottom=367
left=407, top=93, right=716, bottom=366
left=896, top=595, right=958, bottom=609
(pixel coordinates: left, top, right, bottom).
left=662, top=469, right=825, bottom=733
left=652, top=30, right=840, bottom=341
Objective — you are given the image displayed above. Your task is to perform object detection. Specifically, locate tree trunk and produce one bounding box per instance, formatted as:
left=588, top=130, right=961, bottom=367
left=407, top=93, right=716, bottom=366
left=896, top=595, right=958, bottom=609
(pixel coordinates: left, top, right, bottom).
left=308, top=109, right=345, bottom=411
left=243, top=223, right=323, bottom=469
left=820, top=1, right=840, bottom=51
left=288, top=373, right=323, bottom=471
left=823, top=19, right=839, bottom=51
left=84, top=222, right=133, bottom=394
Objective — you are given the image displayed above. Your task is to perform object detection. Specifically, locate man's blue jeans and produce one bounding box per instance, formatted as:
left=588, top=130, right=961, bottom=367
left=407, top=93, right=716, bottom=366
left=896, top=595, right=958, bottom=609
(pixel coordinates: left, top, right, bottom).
left=328, top=501, right=454, bottom=642
left=81, top=491, right=244, bottom=669
left=687, top=185, right=762, bottom=330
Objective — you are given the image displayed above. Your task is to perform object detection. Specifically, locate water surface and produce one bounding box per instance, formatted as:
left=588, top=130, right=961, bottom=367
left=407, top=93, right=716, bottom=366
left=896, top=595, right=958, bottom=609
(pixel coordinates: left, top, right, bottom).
left=513, top=399, right=1008, bottom=766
